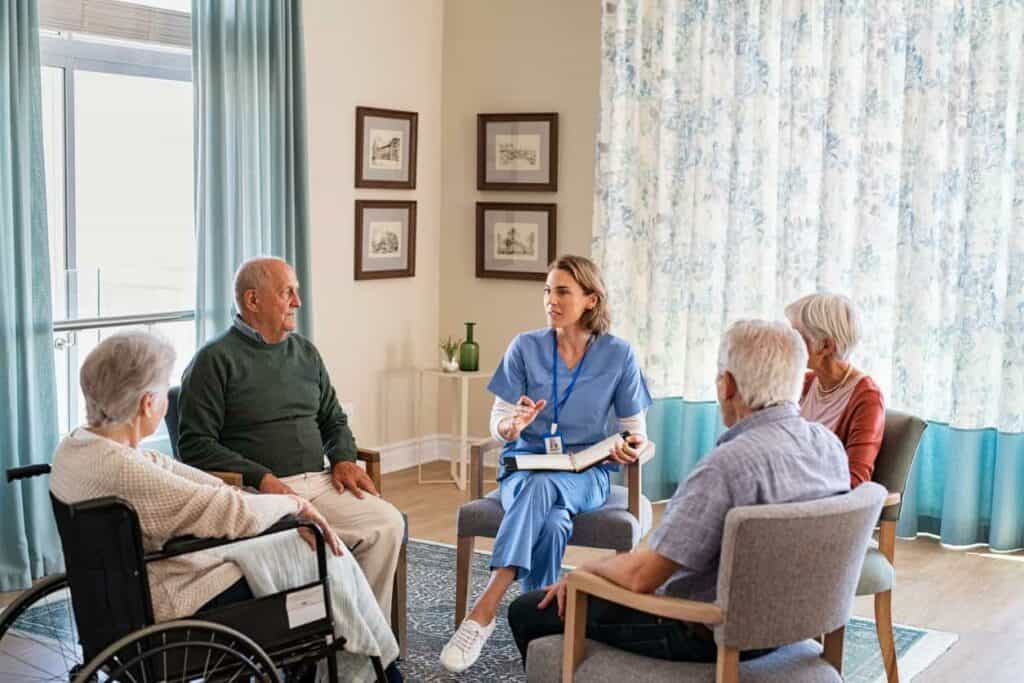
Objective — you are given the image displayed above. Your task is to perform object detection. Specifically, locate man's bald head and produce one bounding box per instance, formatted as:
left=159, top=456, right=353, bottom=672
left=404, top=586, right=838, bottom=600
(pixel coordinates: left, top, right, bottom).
left=233, top=257, right=301, bottom=343
left=234, top=257, right=290, bottom=312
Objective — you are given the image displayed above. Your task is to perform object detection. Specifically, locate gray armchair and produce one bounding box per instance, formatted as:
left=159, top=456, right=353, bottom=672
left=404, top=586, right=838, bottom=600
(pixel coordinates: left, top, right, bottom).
left=856, top=410, right=927, bottom=683
left=454, top=438, right=656, bottom=626
left=527, top=483, right=887, bottom=683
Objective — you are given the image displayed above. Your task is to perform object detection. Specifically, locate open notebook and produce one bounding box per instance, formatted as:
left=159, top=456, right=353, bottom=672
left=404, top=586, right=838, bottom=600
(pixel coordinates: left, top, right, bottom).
left=504, top=432, right=631, bottom=473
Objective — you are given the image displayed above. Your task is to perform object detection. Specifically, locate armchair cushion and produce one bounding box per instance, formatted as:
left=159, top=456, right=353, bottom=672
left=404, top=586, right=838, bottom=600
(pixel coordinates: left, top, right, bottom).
left=456, top=485, right=652, bottom=551
left=526, top=636, right=841, bottom=683
left=855, top=540, right=894, bottom=595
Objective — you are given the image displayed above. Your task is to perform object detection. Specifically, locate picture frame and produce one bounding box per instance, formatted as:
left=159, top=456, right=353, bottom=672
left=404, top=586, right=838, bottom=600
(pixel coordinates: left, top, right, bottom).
left=476, top=202, right=557, bottom=281
left=477, top=113, right=558, bottom=191
left=355, top=106, right=418, bottom=189
left=354, top=200, right=416, bottom=280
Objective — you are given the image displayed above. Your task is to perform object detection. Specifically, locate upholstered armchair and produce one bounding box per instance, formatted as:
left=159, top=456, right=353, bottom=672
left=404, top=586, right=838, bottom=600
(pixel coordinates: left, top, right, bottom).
left=453, top=438, right=657, bottom=626
left=528, top=483, right=887, bottom=683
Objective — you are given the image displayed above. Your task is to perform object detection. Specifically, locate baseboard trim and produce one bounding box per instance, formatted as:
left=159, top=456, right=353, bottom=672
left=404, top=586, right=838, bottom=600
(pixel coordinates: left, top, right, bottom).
left=372, top=434, right=496, bottom=474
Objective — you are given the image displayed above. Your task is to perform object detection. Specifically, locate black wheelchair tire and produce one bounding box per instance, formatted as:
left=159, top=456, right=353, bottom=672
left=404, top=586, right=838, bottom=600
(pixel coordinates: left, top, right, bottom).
left=72, top=619, right=281, bottom=683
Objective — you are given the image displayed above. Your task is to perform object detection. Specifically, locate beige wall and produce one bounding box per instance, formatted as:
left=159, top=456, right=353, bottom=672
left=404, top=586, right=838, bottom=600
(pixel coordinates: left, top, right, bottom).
left=439, top=0, right=604, bottom=434
left=302, top=0, right=603, bottom=450
left=304, top=0, right=444, bottom=448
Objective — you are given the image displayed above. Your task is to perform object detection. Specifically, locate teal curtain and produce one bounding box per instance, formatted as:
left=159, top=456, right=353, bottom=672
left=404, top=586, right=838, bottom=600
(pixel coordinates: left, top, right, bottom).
left=192, top=0, right=312, bottom=343
left=0, top=0, right=65, bottom=590
left=643, top=401, right=1024, bottom=553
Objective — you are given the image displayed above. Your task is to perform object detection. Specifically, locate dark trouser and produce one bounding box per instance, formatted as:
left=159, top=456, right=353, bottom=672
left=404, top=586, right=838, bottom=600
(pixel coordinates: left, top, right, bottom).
left=509, top=589, right=774, bottom=666
left=197, top=578, right=255, bottom=612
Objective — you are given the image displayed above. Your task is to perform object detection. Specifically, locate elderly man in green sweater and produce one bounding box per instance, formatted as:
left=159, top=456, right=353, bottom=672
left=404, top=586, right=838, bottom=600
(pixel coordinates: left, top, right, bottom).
left=178, top=256, right=404, bottom=618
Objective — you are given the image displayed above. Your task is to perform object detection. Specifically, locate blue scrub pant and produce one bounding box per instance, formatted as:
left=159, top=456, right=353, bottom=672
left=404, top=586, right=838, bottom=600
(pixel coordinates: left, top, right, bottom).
left=490, top=468, right=611, bottom=591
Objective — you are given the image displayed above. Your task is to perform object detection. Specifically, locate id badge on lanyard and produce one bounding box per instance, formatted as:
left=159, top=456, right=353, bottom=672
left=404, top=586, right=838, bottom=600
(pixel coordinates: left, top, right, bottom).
left=546, top=332, right=592, bottom=455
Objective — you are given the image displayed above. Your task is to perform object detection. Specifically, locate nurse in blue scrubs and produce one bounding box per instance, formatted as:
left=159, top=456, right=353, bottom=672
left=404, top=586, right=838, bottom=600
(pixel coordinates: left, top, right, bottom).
left=440, top=254, right=652, bottom=673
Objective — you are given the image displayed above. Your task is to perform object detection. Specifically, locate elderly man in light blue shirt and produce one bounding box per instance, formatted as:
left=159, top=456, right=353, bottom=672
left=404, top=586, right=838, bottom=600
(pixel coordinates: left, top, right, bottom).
left=508, top=319, right=851, bottom=665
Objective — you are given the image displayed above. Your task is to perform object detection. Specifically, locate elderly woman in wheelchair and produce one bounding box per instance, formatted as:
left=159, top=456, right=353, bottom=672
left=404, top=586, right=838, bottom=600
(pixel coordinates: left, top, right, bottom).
left=39, top=331, right=401, bottom=682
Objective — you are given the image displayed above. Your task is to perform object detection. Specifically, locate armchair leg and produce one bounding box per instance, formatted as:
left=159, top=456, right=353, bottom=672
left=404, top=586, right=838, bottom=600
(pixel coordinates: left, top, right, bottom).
left=562, top=585, right=589, bottom=682
left=390, top=541, right=407, bottom=659
left=822, top=625, right=845, bottom=672
left=455, top=535, right=475, bottom=626
left=876, top=590, right=899, bottom=683
left=715, top=646, right=739, bottom=683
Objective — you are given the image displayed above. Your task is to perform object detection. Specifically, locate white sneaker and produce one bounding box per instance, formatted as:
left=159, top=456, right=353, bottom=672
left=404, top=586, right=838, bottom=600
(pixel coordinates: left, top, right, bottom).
left=439, top=618, right=497, bottom=673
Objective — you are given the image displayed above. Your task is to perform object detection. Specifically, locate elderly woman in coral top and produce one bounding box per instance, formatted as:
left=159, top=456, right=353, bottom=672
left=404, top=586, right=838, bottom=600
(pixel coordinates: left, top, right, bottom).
left=785, top=293, right=885, bottom=487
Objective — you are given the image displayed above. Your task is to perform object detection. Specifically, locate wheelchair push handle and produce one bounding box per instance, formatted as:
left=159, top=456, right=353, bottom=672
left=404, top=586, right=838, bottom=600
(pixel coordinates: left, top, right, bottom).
left=6, top=464, right=52, bottom=482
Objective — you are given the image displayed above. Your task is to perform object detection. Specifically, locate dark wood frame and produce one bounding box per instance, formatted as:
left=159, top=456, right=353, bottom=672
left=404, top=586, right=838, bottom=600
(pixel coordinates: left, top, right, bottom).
left=475, top=202, right=557, bottom=281
left=355, top=106, right=418, bottom=189
left=354, top=200, right=417, bottom=280
left=477, top=112, right=558, bottom=191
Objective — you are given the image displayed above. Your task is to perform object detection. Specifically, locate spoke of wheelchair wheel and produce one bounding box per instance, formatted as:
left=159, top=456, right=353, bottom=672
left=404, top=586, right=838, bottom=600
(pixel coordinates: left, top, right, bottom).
left=180, top=629, right=190, bottom=683
left=203, top=631, right=215, bottom=677
left=138, top=639, right=149, bottom=683
left=118, top=654, right=142, bottom=683
left=207, top=639, right=236, bottom=676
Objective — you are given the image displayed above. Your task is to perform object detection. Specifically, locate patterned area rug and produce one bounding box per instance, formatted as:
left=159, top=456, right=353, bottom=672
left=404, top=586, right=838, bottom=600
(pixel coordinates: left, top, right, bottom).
left=9, top=540, right=958, bottom=682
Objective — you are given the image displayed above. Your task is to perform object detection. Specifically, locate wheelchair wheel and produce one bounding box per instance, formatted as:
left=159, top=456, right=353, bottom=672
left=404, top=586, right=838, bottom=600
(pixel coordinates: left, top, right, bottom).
left=72, top=619, right=280, bottom=682
left=0, top=573, right=83, bottom=681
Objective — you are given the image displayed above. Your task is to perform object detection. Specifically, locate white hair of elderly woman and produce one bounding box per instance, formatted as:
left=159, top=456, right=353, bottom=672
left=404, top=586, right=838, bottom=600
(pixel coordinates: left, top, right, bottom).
left=784, top=293, right=862, bottom=361
left=80, top=331, right=176, bottom=427
left=718, top=319, right=808, bottom=410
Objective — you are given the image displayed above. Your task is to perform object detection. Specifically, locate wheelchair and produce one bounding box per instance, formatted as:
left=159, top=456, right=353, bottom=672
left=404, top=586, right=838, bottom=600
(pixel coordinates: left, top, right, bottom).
left=2, top=464, right=388, bottom=682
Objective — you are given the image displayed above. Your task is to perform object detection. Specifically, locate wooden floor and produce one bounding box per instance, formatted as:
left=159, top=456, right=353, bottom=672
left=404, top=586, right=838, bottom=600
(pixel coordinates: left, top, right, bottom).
left=2, top=461, right=1020, bottom=682
left=388, top=461, right=1024, bottom=683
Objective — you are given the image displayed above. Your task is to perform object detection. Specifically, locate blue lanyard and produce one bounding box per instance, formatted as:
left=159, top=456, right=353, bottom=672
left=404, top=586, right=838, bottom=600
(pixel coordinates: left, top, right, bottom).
left=551, top=332, right=593, bottom=431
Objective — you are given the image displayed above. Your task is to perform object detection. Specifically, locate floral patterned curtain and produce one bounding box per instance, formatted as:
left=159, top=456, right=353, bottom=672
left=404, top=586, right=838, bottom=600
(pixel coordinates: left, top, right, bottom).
left=593, top=0, right=1024, bottom=433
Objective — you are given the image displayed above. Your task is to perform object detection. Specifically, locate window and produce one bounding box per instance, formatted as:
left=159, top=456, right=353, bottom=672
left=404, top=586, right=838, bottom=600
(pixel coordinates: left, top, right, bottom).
left=41, top=29, right=195, bottom=435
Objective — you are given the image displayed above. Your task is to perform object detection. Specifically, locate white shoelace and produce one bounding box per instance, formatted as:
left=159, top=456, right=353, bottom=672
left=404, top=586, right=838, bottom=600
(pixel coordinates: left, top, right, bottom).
left=451, top=620, right=483, bottom=651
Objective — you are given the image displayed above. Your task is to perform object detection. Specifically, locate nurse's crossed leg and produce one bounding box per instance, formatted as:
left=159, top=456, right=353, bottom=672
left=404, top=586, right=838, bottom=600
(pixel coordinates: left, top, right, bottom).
left=439, top=254, right=653, bottom=674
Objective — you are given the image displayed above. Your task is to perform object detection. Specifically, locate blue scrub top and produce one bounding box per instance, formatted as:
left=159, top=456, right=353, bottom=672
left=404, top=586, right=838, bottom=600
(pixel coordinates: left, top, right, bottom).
left=488, top=329, right=653, bottom=479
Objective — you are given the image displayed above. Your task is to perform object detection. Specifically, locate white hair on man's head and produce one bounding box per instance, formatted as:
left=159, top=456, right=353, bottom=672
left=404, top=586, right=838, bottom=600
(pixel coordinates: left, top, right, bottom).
left=233, top=256, right=288, bottom=312
left=80, top=331, right=176, bottom=427
left=784, top=293, right=862, bottom=361
left=718, top=319, right=808, bottom=410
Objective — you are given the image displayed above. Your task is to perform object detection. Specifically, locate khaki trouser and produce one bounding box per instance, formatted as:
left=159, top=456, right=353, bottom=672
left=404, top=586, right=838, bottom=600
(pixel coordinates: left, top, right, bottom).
left=283, top=471, right=404, bottom=621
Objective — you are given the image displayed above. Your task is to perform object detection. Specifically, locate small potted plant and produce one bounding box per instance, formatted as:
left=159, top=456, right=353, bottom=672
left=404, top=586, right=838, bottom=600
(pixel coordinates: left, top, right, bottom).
left=439, top=336, right=462, bottom=373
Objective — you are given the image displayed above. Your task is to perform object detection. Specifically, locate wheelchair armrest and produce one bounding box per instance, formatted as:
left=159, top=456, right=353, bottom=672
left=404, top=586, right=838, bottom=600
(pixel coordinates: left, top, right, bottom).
left=150, top=515, right=331, bottom=579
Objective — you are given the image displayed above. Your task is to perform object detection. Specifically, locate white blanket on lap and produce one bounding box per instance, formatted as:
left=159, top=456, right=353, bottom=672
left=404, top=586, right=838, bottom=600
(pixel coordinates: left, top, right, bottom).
left=211, top=530, right=398, bottom=683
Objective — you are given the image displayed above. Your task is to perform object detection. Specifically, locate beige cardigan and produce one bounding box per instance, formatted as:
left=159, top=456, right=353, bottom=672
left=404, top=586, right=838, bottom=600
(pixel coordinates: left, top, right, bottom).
left=50, top=428, right=300, bottom=622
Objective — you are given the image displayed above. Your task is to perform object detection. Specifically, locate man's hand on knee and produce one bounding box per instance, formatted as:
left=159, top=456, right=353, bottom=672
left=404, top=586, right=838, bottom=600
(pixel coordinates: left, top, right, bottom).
left=259, top=472, right=297, bottom=495
left=331, top=460, right=379, bottom=499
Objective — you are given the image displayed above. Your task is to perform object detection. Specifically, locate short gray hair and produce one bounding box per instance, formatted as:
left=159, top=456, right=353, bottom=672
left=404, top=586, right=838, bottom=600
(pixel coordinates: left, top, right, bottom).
left=718, top=319, right=808, bottom=410
left=234, top=256, right=288, bottom=312
left=784, top=293, right=862, bottom=361
left=80, top=332, right=176, bottom=427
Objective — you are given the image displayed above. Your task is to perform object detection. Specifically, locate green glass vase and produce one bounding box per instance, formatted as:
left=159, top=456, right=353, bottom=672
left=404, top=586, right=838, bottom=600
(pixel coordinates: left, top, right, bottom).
left=459, top=322, right=479, bottom=372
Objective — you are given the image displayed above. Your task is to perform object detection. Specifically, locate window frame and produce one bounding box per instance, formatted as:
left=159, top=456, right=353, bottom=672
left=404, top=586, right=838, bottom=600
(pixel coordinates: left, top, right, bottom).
left=41, top=34, right=195, bottom=433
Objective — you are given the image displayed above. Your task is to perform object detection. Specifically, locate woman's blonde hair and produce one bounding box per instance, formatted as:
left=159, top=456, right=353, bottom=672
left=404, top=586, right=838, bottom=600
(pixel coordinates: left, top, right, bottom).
left=549, top=255, right=611, bottom=335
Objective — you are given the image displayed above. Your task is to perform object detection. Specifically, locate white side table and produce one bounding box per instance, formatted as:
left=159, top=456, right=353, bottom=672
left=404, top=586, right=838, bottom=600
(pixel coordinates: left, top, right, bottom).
left=414, top=368, right=490, bottom=490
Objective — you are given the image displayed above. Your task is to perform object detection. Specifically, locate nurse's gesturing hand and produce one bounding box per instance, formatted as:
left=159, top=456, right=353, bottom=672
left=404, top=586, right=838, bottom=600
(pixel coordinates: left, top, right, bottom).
left=499, top=395, right=548, bottom=441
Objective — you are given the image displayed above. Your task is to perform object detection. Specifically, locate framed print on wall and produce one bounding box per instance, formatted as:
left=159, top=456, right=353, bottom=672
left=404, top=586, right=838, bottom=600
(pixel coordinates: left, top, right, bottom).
left=476, top=202, right=557, bottom=281
left=355, top=106, right=418, bottom=189
left=477, top=113, right=558, bottom=191
left=354, top=200, right=416, bottom=280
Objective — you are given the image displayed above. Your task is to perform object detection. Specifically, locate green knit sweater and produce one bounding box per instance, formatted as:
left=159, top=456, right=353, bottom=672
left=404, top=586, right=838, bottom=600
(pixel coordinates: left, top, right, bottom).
left=177, top=327, right=357, bottom=487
